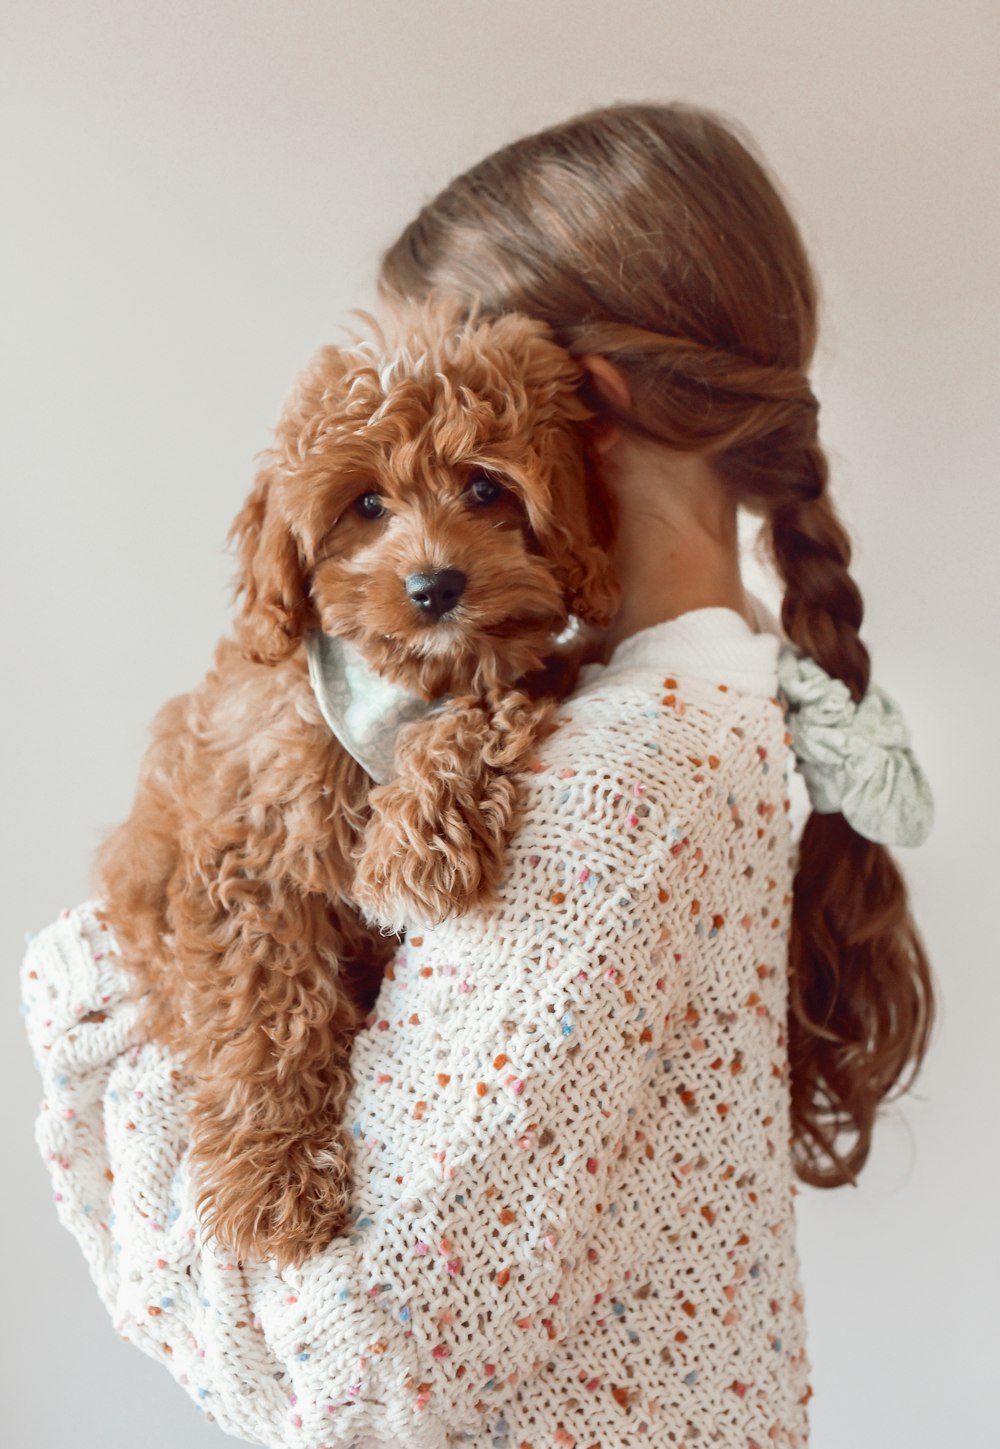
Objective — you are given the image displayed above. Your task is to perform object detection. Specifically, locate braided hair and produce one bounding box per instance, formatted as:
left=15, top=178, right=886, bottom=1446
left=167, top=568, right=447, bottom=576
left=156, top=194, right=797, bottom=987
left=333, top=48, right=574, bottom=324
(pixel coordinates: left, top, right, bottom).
left=377, top=100, right=934, bottom=1186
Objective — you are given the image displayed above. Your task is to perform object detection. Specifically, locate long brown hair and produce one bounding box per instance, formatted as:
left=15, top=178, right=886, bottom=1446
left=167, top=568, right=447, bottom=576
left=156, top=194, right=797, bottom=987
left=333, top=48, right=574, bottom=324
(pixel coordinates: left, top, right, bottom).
left=377, top=100, right=934, bottom=1187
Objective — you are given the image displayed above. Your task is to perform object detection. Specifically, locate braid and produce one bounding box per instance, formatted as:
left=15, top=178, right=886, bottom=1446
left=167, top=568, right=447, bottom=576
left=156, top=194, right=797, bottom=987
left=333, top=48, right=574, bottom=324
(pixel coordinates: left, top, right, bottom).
left=757, top=435, right=934, bottom=1186
left=768, top=449, right=870, bottom=700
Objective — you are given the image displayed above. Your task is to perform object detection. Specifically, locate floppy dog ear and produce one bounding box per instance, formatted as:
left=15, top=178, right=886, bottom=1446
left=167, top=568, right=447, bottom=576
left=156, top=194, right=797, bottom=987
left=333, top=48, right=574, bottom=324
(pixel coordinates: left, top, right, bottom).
left=227, top=347, right=346, bottom=664
left=227, top=461, right=310, bottom=665
left=538, top=438, right=621, bottom=629
left=484, top=314, right=622, bottom=629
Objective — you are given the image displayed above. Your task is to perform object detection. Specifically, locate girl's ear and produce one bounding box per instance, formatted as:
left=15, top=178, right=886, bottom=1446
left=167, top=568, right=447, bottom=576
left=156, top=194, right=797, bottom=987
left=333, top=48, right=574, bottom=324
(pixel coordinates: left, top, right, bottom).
left=577, top=352, right=630, bottom=455
left=227, top=346, right=346, bottom=664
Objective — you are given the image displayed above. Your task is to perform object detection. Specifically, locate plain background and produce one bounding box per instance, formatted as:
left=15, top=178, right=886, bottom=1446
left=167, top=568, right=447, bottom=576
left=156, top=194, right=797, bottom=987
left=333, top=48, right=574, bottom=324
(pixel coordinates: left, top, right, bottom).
left=4, top=2, right=998, bottom=1445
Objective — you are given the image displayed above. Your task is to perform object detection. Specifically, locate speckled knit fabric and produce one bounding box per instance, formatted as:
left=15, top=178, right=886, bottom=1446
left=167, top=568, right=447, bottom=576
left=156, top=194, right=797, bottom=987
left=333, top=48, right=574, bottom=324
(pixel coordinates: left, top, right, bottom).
left=22, top=597, right=813, bottom=1449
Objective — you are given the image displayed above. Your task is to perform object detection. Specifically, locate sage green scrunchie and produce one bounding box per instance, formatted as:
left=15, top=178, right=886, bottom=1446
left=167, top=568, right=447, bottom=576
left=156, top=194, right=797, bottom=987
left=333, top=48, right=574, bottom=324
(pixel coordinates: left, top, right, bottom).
left=776, top=644, right=934, bottom=848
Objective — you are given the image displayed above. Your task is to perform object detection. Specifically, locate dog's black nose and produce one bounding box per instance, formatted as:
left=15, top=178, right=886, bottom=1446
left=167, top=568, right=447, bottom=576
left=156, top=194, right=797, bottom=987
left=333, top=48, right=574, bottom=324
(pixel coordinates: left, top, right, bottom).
left=405, top=568, right=467, bottom=619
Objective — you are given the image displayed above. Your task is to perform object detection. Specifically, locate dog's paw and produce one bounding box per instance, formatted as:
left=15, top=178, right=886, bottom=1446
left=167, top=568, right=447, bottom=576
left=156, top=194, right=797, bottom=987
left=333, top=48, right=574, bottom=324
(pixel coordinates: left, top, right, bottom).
left=352, top=690, right=555, bottom=929
left=352, top=769, right=519, bottom=930
left=194, top=1124, right=354, bottom=1269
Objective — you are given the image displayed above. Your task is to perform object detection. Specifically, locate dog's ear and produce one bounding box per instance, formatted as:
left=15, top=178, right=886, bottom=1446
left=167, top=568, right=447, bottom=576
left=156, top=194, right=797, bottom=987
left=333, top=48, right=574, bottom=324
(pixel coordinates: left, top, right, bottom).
left=227, top=461, right=309, bottom=665
left=228, top=347, right=346, bottom=664
left=535, top=438, right=622, bottom=629
left=484, top=316, right=622, bottom=628
left=558, top=525, right=621, bottom=629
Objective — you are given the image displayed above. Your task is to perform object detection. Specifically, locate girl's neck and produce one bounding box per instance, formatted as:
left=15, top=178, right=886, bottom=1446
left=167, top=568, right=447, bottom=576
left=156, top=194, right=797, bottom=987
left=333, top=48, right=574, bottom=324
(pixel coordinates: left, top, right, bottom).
left=592, top=434, right=751, bottom=664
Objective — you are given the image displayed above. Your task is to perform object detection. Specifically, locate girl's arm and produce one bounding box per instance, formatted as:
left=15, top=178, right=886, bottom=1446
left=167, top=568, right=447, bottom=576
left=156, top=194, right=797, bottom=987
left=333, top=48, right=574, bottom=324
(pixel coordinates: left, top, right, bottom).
left=23, top=700, right=698, bottom=1449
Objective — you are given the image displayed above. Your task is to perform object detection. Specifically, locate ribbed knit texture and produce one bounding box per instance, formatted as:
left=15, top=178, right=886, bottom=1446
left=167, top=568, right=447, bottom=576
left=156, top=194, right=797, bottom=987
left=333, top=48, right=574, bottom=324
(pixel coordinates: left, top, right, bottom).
left=22, top=598, right=813, bottom=1448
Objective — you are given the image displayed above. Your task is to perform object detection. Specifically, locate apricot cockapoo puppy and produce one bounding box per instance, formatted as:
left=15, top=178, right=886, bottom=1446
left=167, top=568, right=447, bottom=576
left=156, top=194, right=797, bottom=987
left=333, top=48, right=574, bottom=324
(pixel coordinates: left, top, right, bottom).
left=95, top=300, right=618, bottom=1268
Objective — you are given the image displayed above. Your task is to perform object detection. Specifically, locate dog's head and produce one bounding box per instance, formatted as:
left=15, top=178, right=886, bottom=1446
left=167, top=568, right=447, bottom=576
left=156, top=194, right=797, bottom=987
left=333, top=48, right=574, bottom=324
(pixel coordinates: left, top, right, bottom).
left=228, top=298, right=619, bottom=697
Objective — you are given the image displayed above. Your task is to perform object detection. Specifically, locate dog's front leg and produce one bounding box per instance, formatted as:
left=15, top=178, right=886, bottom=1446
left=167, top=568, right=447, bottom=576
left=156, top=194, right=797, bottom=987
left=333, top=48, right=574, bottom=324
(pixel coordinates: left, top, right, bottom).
left=181, top=890, right=368, bottom=1270
left=351, top=690, right=555, bottom=931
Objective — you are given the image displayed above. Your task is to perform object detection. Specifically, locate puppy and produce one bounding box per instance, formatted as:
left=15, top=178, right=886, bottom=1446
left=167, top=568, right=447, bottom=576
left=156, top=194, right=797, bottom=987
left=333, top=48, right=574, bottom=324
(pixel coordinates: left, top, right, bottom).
left=95, top=299, right=619, bottom=1268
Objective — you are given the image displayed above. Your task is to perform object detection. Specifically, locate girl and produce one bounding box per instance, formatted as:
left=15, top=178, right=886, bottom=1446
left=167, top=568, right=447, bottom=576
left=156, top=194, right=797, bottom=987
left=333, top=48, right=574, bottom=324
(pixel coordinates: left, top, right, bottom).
left=23, top=101, right=934, bottom=1448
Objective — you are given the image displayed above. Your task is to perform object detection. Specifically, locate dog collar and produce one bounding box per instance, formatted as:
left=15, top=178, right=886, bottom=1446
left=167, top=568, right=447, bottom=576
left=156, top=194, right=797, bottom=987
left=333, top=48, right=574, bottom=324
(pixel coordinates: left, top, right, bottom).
left=305, top=631, right=441, bottom=784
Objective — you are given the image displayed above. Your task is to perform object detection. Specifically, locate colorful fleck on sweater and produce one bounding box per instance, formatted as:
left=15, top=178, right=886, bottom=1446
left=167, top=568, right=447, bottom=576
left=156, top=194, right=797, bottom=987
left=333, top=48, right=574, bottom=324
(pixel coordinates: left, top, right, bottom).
left=22, top=595, right=813, bottom=1449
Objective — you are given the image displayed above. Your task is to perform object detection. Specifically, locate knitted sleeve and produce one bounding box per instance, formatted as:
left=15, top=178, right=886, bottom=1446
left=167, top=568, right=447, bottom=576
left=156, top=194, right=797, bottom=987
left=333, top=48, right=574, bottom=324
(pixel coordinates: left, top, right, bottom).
left=22, top=685, right=706, bottom=1449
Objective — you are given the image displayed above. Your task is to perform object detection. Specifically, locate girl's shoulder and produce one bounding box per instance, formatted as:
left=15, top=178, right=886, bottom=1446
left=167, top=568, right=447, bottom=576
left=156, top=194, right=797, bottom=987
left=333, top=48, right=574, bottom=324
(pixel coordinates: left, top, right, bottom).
left=514, top=661, right=789, bottom=866
left=542, top=657, right=786, bottom=781
left=546, top=603, right=786, bottom=775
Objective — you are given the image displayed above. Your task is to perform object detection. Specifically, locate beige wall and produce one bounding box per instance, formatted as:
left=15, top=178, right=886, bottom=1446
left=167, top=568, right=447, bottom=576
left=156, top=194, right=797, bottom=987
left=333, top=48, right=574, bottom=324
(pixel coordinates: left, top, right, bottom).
left=4, top=2, right=997, bottom=1444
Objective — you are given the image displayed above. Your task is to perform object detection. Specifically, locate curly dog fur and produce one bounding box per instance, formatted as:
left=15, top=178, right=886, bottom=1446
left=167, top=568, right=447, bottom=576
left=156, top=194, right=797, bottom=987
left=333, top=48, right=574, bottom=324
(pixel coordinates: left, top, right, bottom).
left=94, top=299, right=619, bottom=1268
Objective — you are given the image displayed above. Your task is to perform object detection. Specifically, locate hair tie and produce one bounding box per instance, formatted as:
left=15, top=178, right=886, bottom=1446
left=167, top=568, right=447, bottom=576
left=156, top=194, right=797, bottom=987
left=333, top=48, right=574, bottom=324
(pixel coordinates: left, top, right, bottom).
left=776, top=645, right=934, bottom=847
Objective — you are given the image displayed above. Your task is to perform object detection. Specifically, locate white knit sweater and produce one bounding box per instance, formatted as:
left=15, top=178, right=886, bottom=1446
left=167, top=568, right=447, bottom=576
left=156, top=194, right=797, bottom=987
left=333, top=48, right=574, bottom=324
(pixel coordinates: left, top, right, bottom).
left=22, top=596, right=813, bottom=1449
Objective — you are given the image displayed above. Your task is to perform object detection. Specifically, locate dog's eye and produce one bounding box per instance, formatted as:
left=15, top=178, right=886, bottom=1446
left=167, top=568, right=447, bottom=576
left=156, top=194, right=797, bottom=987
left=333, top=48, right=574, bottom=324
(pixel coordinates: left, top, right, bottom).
left=353, top=491, right=387, bottom=520
left=467, top=472, right=506, bottom=506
